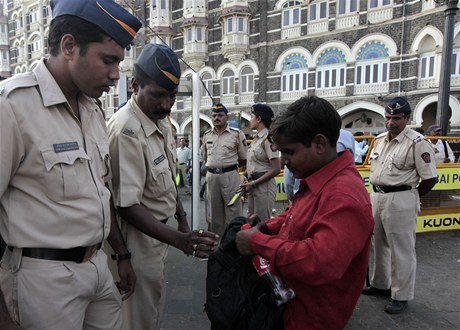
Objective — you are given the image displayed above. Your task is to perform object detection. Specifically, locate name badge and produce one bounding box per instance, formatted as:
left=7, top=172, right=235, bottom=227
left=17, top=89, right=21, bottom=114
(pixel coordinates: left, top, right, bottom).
left=53, top=142, right=79, bottom=153
left=153, top=154, right=166, bottom=165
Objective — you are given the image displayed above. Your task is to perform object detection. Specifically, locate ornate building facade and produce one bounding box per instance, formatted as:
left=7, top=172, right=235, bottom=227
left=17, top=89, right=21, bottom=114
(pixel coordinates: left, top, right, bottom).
left=5, top=0, right=460, bottom=138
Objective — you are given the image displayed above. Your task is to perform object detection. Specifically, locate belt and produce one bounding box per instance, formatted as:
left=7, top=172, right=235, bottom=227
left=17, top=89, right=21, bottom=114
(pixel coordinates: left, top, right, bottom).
left=9, top=244, right=101, bottom=263
left=179, top=162, right=186, bottom=165
left=373, top=185, right=412, bottom=193
left=249, top=172, right=267, bottom=181
left=207, top=164, right=238, bottom=174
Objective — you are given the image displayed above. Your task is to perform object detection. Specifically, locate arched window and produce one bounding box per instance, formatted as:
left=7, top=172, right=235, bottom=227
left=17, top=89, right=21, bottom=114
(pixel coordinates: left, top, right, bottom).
left=282, top=1, right=301, bottom=27
left=316, top=48, right=346, bottom=90
left=281, top=54, right=308, bottom=92
left=355, top=41, right=389, bottom=86
left=222, top=70, right=235, bottom=95
left=201, top=72, right=213, bottom=98
left=240, top=67, right=254, bottom=94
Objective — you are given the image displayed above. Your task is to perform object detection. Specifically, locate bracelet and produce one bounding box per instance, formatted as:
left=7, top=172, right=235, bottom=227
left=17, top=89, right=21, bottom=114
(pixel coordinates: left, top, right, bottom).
left=175, top=211, right=187, bottom=220
left=251, top=180, right=257, bottom=187
left=111, top=251, right=131, bottom=261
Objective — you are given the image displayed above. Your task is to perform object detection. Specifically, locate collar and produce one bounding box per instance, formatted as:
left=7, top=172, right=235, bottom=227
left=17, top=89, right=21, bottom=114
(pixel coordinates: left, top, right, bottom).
left=256, top=128, right=269, bottom=138
left=303, top=151, right=355, bottom=196
left=129, top=96, right=163, bottom=137
left=34, top=58, right=97, bottom=112
left=212, top=124, right=231, bottom=134
left=385, top=126, right=409, bottom=143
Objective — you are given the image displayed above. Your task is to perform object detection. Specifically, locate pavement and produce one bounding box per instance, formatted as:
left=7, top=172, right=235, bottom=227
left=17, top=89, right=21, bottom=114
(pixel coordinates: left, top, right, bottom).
left=160, top=193, right=460, bottom=330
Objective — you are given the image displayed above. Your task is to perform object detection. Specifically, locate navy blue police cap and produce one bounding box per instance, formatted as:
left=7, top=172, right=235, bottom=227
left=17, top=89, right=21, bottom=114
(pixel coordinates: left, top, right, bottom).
left=212, top=103, right=228, bottom=115
left=134, top=44, right=181, bottom=90
left=50, top=0, right=142, bottom=49
left=385, top=97, right=411, bottom=115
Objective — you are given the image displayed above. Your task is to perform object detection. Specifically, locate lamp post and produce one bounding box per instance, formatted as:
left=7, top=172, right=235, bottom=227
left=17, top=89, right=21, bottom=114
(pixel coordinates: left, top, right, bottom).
left=435, top=0, right=459, bottom=135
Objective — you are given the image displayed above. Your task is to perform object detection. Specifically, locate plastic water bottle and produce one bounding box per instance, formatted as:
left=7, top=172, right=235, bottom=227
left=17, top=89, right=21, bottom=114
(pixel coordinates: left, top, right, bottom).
left=241, top=224, right=296, bottom=305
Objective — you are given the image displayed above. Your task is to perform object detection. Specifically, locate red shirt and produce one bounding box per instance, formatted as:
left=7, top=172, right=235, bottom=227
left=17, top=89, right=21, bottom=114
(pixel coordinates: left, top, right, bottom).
left=251, top=151, right=374, bottom=330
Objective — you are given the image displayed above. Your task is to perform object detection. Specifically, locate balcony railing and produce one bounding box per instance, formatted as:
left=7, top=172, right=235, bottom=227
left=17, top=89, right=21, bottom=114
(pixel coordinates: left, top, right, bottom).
left=354, top=82, right=389, bottom=95
left=239, top=93, right=254, bottom=105
left=336, top=13, right=359, bottom=30
left=315, top=87, right=346, bottom=98
left=367, top=7, right=393, bottom=24
left=281, top=26, right=301, bottom=39
left=307, top=21, right=328, bottom=35
left=280, top=90, right=306, bottom=101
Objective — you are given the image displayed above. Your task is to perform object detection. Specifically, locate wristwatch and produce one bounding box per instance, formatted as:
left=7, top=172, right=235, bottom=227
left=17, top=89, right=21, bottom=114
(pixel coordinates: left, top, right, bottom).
left=111, top=251, right=132, bottom=261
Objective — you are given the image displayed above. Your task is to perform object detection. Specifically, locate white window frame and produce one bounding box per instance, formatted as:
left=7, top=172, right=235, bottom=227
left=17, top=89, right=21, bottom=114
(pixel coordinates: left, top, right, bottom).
left=337, top=0, right=358, bottom=15
left=282, top=1, right=301, bottom=27
left=368, top=0, right=391, bottom=9
left=186, top=28, right=192, bottom=42
left=196, top=27, right=203, bottom=41
left=201, top=72, right=213, bottom=98
left=451, top=49, right=460, bottom=76
left=237, top=17, right=245, bottom=32
left=316, top=64, right=346, bottom=89
left=419, top=53, right=435, bottom=79
left=355, top=59, right=389, bottom=85
left=222, top=70, right=235, bottom=95
left=309, top=1, right=328, bottom=22
left=281, top=68, right=308, bottom=92
left=240, top=67, right=254, bottom=94
left=227, top=18, right=233, bottom=33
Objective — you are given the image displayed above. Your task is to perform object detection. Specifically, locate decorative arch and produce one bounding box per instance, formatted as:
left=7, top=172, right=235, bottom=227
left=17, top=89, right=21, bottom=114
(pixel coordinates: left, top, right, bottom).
left=198, top=66, right=216, bottom=80
left=351, top=34, right=398, bottom=60
left=412, top=94, right=460, bottom=127
left=313, top=41, right=351, bottom=67
left=236, top=59, right=259, bottom=76
left=216, top=62, right=238, bottom=79
left=27, top=32, right=41, bottom=43
left=337, top=101, right=385, bottom=118
left=275, top=46, right=312, bottom=71
left=411, top=25, right=443, bottom=53
left=29, top=60, right=40, bottom=71
left=274, top=0, right=306, bottom=10
left=170, top=117, right=179, bottom=133
left=179, top=113, right=213, bottom=134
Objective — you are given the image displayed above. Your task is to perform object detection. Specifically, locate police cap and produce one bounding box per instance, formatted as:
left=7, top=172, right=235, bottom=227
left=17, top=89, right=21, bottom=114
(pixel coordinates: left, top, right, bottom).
left=134, top=44, right=181, bottom=90
left=384, top=97, right=411, bottom=115
left=212, top=103, right=228, bottom=115
left=50, top=0, right=142, bottom=49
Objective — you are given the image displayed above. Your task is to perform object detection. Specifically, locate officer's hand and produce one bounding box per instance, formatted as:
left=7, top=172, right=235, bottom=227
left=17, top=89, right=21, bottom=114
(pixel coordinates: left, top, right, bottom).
left=236, top=226, right=258, bottom=256
left=116, top=260, right=136, bottom=301
left=184, top=230, right=219, bottom=258
left=240, top=182, right=253, bottom=192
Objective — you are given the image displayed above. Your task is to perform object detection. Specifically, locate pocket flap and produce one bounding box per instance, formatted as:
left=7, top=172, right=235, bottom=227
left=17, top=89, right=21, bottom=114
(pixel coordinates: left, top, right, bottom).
left=41, top=148, right=90, bottom=172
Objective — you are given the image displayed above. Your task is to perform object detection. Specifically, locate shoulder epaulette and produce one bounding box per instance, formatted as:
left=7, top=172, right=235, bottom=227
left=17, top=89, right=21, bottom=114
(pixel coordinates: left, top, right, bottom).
left=405, top=129, right=425, bottom=144
left=375, top=132, right=386, bottom=140
left=229, top=127, right=240, bottom=132
left=0, top=73, right=37, bottom=98
left=203, top=129, right=212, bottom=135
left=120, top=115, right=141, bottom=138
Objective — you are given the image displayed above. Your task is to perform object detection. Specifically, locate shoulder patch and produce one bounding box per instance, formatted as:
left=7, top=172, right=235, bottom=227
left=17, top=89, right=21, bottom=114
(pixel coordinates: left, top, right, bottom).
left=420, top=152, right=432, bottom=163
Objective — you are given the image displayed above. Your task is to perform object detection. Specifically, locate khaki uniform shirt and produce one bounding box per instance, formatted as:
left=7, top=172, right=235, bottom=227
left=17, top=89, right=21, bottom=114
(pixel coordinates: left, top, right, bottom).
left=0, top=59, right=111, bottom=248
left=107, top=97, right=177, bottom=220
left=246, top=128, right=279, bottom=175
left=370, top=127, right=437, bottom=187
left=202, top=125, right=247, bottom=168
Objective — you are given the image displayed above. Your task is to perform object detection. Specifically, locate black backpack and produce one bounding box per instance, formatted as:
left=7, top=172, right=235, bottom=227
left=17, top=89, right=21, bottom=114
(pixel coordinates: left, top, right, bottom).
left=204, top=217, right=284, bottom=330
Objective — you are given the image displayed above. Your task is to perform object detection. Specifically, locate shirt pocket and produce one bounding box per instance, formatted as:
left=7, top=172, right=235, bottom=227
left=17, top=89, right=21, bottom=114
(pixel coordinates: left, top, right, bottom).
left=40, top=148, right=91, bottom=201
left=389, top=155, right=413, bottom=175
left=150, top=165, right=175, bottom=198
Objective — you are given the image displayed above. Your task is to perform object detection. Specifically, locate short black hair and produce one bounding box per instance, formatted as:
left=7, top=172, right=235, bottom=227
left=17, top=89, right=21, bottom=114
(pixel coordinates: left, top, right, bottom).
left=270, top=96, right=341, bottom=148
left=251, top=104, right=274, bottom=128
left=48, top=15, right=109, bottom=57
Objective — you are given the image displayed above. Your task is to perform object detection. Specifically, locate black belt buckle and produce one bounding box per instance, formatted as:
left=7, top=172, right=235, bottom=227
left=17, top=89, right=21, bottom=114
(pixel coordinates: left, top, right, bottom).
left=215, top=167, right=222, bottom=174
left=374, top=185, right=385, bottom=193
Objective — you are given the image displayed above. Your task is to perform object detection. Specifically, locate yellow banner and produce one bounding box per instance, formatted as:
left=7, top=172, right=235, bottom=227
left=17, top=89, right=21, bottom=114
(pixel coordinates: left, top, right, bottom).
left=416, top=213, right=460, bottom=233
left=275, top=175, right=287, bottom=201
left=359, top=167, right=460, bottom=192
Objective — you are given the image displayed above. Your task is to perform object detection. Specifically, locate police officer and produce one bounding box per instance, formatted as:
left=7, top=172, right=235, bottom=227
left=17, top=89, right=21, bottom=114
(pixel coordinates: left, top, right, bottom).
left=0, top=1, right=141, bottom=329
left=363, top=97, right=438, bottom=314
left=241, top=104, right=280, bottom=221
left=202, top=104, right=247, bottom=236
left=107, top=44, right=218, bottom=330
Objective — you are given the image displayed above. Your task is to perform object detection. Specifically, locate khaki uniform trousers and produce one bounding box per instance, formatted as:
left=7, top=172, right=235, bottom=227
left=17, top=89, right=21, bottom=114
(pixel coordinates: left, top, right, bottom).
left=0, top=249, right=122, bottom=330
left=248, top=178, right=277, bottom=222
left=370, top=189, right=419, bottom=301
left=177, top=164, right=190, bottom=193
left=206, top=170, right=242, bottom=236
left=122, top=223, right=169, bottom=330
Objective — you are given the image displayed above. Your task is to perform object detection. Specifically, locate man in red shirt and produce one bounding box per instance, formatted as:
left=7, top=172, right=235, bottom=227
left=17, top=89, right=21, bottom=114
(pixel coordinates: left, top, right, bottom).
left=236, top=96, right=374, bottom=330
